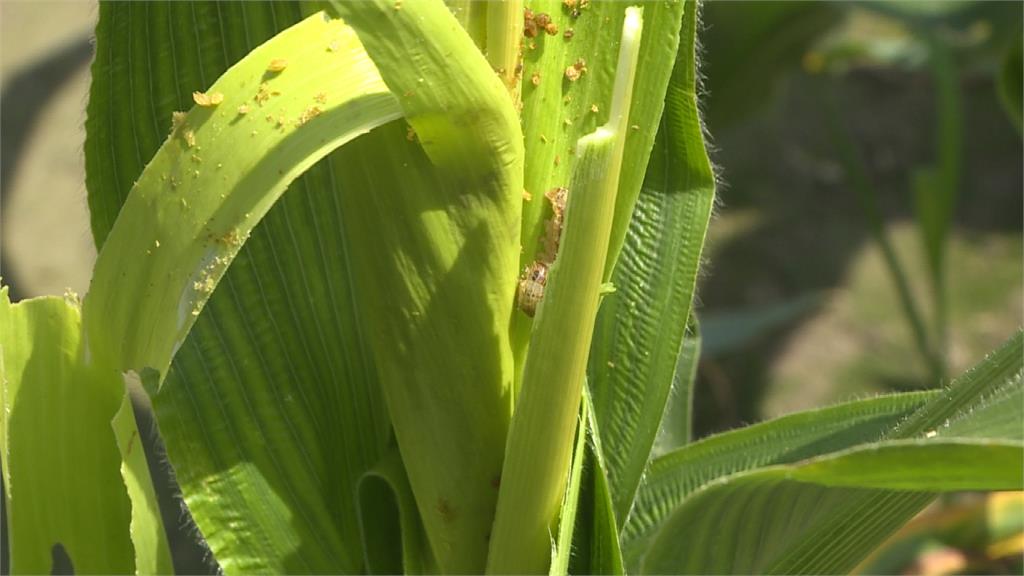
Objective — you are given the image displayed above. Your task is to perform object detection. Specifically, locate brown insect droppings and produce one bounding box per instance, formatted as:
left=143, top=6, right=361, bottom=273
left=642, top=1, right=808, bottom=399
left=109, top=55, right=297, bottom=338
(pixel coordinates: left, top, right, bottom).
left=192, top=90, right=224, bottom=107
left=533, top=12, right=558, bottom=35
left=406, top=125, right=417, bottom=142
left=564, top=28, right=575, bottom=40
left=524, top=8, right=539, bottom=38
left=554, top=154, right=561, bottom=166
left=267, top=58, right=288, bottom=73
left=530, top=72, right=542, bottom=86
left=565, top=58, right=588, bottom=82
left=296, top=106, right=323, bottom=126
left=314, top=92, right=328, bottom=104
left=547, top=186, right=568, bottom=220
left=255, top=82, right=272, bottom=105
left=171, top=111, right=187, bottom=132
left=564, top=0, right=589, bottom=18
left=437, top=497, right=457, bottom=524
left=541, top=186, right=569, bottom=261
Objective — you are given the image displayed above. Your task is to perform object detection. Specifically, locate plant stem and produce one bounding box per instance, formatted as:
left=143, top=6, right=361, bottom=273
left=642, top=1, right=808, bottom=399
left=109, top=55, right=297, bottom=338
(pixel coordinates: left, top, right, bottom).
left=487, top=0, right=523, bottom=102
left=486, top=8, right=643, bottom=574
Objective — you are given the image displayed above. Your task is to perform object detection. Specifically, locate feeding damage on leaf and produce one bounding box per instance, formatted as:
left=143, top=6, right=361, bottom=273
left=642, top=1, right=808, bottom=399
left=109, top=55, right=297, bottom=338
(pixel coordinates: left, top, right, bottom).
left=516, top=186, right=569, bottom=316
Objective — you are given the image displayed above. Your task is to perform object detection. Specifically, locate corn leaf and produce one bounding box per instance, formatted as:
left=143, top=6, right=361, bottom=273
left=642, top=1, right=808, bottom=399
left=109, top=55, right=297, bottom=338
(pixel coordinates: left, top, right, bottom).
left=627, top=331, right=1023, bottom=574
left=83, top=10, right=401, bottom=377
left=510, top=0, right=687, bottom=394
left=84, top=7, right=404, bottom=572
left=325, top=2, right=524, bottom=571
left=357, top=448, right=435, bottom=575
left=0, top=289, right=168, bottom=574
left=549, top=400, right=589, bottom=576
left=85, top=0, right=525, bottom=571
left=622, top=391, right=936, bottom=569
left=652, top=318, right=701, bottom=456
left=587, top=0, right=715, bottom=526
left=516, top=0, right=686, bottom=278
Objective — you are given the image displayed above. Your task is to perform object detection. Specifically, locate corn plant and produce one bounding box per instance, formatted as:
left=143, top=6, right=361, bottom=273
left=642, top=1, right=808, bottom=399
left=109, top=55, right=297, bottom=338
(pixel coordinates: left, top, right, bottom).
left=1, top=2, right=1021, bottom=575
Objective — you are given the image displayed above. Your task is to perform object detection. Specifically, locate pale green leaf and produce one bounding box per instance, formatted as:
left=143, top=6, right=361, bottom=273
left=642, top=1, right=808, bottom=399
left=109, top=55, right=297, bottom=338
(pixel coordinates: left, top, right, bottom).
left=488, top=8, right=644, bottom=571
left=327, top=1, right=524, bottom=571
left=0, top=289, right=132, bottom=574
left=83, top=10, right=401, bottom=378
left=84, top=8, right=400, bottom=572
left=510, top=0, right=687, bottom=395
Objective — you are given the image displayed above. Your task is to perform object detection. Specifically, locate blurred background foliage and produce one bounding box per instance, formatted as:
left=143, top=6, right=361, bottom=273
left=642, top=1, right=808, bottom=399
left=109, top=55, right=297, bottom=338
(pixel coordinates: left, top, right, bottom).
left=1, top=1, right=1021, bottom=574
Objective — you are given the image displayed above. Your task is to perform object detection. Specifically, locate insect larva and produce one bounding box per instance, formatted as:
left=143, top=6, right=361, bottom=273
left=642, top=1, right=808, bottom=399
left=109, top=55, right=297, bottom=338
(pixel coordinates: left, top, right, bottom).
left=266, top=58, right=288, bottom=73
left=517, top=262, right=549, bottom=317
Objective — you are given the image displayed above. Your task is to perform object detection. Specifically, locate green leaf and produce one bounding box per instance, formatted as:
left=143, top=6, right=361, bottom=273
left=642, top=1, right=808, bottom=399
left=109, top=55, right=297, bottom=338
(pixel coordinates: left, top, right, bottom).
left=549, top=400, right=589, bottom=576
left=515, top=0, right=686, bottom=279
left=86, top=1, right=527, bottom=571
left=629, top=331, right=1024, bottom=575
left=623, top=391, right=936, bottom=567
left=0, top=289, right=132, bottom=573
left=488, top=9, right=644, bottom=572
left=559, top=387, right=626, bottom=576
left=357, top=448, right=436, bottom=575
left=510, top=0, right=687, bottom=396
left=639, top=438, right=1021, bottom=575
left=587, top=0, right=715, bottom=525
left=112, top=392, right=174, bottom=575
left=83, top=9, right=401, bottom=378
left=84, top=7, right=399, bottom=572
left=327, top=2, right=524, bottom=571
left=577, top=394, right=626, bottom=576
left=652, top=318, right=701, bottom=456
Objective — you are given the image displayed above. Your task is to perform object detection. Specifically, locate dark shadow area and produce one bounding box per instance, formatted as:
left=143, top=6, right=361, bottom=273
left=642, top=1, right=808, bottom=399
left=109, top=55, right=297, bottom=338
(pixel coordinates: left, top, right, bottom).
left=49, top=543, right=73, bottom=575
left=130, top=395, right=220, bottom=576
